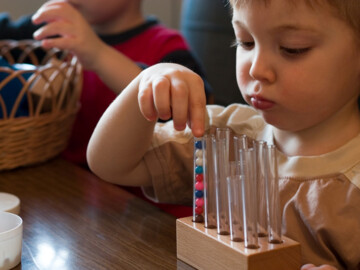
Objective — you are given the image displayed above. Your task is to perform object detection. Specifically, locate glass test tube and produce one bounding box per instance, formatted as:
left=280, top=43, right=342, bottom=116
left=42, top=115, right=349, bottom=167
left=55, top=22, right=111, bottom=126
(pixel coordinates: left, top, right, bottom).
left=234, top=134, right=248, bottom=176
left=214, top=137, right=230, bottom=234
left=254, top=140, right=268, bottom=237
left=213, top=128, right=231, bottom=234
left=265, top=145, right=282, bottom=243
left=216, top=128, right=230, bottom=150
left=240, top=148, right=259, bottom=249
left=227, top=161, right=244, bottom=242
left=234, top=135, right=248, bottom=161
left=193, top=137, right=204, bottom=223
left=203, top=134, right=217, bottom=228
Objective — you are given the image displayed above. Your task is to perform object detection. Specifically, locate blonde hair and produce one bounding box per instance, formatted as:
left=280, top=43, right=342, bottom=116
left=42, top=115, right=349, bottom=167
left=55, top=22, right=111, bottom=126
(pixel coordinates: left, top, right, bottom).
left=228, top=0, right=360, bottom=35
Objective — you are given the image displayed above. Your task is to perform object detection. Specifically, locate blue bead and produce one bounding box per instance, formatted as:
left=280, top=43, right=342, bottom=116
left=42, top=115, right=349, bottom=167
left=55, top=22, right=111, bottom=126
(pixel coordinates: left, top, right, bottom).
left=195, top=140, right=202, bottom=149
left=195, top=190, right=204, bottom=198
left=195, top=166, right=203, bottom=174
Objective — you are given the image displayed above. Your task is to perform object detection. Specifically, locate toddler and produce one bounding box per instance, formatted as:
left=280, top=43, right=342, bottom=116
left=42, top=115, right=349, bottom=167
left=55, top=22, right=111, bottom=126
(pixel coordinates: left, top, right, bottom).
left=87, top=0, right=360, bottom=269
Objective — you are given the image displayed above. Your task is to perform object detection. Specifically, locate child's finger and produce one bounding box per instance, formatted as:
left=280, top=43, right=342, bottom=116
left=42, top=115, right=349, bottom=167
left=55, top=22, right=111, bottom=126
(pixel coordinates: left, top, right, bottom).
left=188, top=76, right=206, bottom=137
left=33, top=22, right=74, bottom=50
left=170, top=78, right=189, bottom=131
left=32, top=3, right=68, bottom=25
left=152, top=76, right=171, bottom=120
left=33, top=21, right=70, bottom=40
left=138, top=80, right=157, bottom=121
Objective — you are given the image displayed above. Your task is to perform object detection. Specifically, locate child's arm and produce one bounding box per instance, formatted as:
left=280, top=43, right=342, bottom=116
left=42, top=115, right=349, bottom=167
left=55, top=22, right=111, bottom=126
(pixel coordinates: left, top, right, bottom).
left=87, top=63, right=206, bottom=186
left=31, top=0, right=141, bottom=93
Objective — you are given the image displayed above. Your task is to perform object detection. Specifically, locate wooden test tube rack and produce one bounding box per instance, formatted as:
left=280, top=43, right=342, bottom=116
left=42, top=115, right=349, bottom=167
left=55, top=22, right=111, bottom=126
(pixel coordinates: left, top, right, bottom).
left=177, top=216, right=301, bottom=270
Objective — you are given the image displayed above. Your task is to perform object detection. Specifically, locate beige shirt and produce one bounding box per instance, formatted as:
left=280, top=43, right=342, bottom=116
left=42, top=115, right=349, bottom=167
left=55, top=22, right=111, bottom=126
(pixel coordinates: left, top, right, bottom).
left=143, top=104, right=360, bottom=269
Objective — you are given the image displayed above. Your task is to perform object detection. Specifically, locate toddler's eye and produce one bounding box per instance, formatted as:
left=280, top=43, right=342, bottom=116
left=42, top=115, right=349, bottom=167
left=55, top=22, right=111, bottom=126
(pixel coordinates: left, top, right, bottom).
left=231, top=39, right=254, bottom=50
left=281, top=47, right=311, bottom=55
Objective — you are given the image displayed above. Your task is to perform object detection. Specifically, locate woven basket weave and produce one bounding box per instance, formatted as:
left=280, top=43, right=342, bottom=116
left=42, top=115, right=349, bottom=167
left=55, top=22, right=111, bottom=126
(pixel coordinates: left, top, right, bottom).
left=0, top=40, right=82, bottom=170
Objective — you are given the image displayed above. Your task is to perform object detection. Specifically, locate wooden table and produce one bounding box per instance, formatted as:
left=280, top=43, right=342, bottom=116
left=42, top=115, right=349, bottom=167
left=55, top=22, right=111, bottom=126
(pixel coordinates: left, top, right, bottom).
left=0, top=158, right=194, bottom=270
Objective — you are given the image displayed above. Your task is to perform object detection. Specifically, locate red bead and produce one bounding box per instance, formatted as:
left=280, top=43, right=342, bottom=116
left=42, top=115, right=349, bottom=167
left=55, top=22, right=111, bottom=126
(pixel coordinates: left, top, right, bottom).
left=195, top=206, right=203, bottom=214
left=196, top=198, right=204, bottom=207
left=195, top=174, right=203, bottom=182
left=195, top=181, right=204, bottom=191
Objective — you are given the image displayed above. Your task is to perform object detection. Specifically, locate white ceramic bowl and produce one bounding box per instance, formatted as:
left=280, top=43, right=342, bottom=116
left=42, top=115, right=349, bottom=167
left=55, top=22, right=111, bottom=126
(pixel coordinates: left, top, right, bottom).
left=0, top=193, right=20, bottom=215
left=0, top=212, right=23, bottom=270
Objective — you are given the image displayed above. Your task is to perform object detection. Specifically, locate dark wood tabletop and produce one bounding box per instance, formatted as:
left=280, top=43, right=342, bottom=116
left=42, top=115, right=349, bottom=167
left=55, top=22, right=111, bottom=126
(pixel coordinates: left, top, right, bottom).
left=0, top=158, right=194, bottom=270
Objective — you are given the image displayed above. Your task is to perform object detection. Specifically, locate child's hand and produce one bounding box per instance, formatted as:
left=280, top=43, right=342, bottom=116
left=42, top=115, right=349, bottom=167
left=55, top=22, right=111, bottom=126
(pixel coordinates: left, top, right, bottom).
left=32, top=0, right=104, bottom=70
left=301, top=264, right=338, bottom=270
left=138, top=63, right=206, bottom=137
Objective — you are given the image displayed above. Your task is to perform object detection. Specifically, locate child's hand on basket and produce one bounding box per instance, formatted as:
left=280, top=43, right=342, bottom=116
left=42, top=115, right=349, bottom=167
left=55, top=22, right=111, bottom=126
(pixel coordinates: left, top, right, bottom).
left=32, top=0, right=105, bottom=71
left=137, top=63, right=206, bottom=137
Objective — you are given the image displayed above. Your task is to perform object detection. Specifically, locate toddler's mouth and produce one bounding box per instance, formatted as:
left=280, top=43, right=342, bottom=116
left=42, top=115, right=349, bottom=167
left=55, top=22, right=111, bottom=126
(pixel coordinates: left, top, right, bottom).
left=250, top=96, right=275, bottom=110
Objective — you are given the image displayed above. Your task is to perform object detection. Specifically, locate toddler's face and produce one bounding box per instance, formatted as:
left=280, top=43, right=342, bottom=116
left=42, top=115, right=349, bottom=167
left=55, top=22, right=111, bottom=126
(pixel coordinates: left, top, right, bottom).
left=232, top=0, right=360, bottom=132
left=64, top=0, right=134, bottom=25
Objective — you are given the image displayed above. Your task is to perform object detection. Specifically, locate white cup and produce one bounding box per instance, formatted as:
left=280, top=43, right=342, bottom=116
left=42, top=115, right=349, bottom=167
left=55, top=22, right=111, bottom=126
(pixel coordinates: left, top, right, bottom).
left=0, top=212, right=23, bottom=270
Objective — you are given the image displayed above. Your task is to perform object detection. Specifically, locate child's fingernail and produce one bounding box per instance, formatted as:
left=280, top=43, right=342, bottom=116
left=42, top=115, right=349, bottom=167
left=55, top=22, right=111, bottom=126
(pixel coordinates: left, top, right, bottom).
left=33, top=29, right=40, bottom=38
left=175, top=124, right=186, bottom=131
left=194, top=126, right=204, bottom=136
left=32, top=12, right=39, bottom=20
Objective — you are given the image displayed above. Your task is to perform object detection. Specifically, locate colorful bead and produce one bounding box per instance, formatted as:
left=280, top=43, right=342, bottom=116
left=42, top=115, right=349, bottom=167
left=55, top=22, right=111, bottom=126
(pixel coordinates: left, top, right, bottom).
left=195, top=181, right=204, bottom=191
left=195, top=174, right=203, bottom=182
left=195, top=140, right=202, bottom=149
left=195, top=206, right=203, bottom=215
left=195, top=166, right=203, bottom=174
left=196, top=198, right=204, bottom=207
left=195, top=190, right=203, bottom=198
left=195, top=149, right=203, bottom=158
left=195, top=158, right=203, bottom=166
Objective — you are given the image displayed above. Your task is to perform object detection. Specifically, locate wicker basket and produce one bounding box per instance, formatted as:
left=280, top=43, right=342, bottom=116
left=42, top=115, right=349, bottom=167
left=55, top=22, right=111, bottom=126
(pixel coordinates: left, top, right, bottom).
left=0, top=40, right=82, bottom=170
